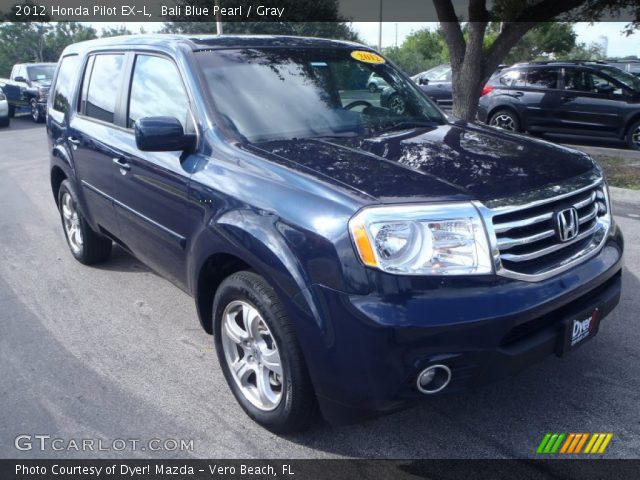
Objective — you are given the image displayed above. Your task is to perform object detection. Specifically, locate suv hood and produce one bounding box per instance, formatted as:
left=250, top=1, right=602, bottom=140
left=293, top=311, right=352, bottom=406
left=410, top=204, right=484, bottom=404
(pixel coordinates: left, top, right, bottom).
left=249, top=122, right=597, bottom=203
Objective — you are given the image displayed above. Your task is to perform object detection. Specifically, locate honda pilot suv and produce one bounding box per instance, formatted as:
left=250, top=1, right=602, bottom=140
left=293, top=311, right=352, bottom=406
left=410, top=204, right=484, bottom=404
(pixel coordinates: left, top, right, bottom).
left=47, top=36, right=623, bottom=433
left=478, top=61, right=640, bottom=150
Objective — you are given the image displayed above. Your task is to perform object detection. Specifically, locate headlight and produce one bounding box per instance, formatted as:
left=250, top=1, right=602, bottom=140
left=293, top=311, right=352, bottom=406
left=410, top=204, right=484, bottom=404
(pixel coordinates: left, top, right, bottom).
left=349, top=203, right=493, bottom=275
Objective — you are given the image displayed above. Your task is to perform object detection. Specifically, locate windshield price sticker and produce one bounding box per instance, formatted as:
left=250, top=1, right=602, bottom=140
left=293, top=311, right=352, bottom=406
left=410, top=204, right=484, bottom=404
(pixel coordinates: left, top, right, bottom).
left=351, top=51, right=385, bottom=64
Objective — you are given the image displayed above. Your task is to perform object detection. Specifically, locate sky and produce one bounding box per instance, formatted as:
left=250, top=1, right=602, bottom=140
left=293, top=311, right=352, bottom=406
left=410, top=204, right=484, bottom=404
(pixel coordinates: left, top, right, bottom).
left=87, top=21, right=639, bottom=58
left=352, top=22, right=638, bottom=57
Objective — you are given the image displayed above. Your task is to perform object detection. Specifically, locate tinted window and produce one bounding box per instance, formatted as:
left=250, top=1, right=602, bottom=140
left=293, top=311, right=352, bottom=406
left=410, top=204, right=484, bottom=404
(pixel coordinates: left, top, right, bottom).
left=85, top=54, right=125, bottom=124
left=526, top=68, right=559, bottom=89
left=128, top=55, right=189, bottom=129
left=52, top=56, right=79, bottom=114
left=564, top=68, right=625, bottom=95
left=498, top=69, right=525, bottom=87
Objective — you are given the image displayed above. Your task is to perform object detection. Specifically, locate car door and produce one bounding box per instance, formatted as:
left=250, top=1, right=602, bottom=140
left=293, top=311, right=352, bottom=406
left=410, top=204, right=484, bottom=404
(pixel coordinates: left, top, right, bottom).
left=109, top=53, right=196, bottom=288
left=519, top=67, right=564, bottom=130
left=68, top=53, right=128, bottom=237
left=554, top=67, right=628, bottom=135
left=419, top=67, right=452, bottom=110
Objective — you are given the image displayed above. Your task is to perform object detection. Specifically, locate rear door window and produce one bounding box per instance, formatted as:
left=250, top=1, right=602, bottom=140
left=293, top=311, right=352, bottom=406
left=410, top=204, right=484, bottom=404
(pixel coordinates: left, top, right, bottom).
left=83, top=54, right=125, bottom=124
left=525, top=68, right=559, bottom=89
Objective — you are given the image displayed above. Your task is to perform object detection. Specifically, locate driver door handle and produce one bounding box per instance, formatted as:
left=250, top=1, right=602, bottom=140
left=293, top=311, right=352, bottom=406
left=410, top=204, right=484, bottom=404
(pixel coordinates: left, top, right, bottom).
left=112, top=157, right=131, bottom=171
left=68, top=136, right=81, bottom=145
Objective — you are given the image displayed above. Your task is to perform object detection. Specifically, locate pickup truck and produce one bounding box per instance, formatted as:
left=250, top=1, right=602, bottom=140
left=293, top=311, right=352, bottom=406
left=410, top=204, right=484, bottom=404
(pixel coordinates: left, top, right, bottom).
left=0, top=63, right=56, bottom=123
left=48, top=35, right=623, bottom=432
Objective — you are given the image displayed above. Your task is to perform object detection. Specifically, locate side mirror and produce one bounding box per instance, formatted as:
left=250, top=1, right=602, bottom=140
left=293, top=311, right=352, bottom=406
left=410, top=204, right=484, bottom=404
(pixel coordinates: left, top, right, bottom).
left=596, top=84, right=614, bottom=95
left=14, top=76, right=27, bottom=83
left=419, top=77, right=430, bottom=85
left=135, top=117, right=195, bottom=152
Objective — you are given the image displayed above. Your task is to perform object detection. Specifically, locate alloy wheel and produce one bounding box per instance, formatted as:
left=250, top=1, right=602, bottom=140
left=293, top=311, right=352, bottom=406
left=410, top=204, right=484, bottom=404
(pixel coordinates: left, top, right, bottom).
left=31, top=101, right=39, bottom=122
left=221, top=300, right=284, bottom=411
left=632, top=125, right=640, bottom=149
left=490, top=114, right=515, bottom=131
left=389, top=95, right=406, bottom=115
left=61, top=192, right=83, bottom=254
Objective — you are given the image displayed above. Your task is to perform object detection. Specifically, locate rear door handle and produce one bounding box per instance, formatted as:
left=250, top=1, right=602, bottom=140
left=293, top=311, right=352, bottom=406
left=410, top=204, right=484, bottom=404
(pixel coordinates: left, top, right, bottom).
left=68, top=136, right=81, bottom=145
left=112, top=157, right=131, bottom=171
left=561, top=95, right=574, bottom=101
left=512, top=91, right=524, bottom=98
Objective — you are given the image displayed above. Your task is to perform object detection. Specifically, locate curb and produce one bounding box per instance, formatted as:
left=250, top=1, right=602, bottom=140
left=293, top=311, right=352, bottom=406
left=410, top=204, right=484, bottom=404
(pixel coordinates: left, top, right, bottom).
left=610, top=186, right=640, bottom=207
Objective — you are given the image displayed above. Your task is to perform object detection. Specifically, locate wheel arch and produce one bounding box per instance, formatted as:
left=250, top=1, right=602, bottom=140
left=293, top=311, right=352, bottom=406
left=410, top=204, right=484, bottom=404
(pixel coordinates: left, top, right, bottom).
left=623, top=112, right=640, bottom=140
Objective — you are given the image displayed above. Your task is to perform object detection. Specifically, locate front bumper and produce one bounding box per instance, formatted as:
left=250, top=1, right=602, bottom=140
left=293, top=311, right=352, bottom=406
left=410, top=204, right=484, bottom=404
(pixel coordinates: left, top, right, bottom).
left=292, top=228, right=623, bottom=424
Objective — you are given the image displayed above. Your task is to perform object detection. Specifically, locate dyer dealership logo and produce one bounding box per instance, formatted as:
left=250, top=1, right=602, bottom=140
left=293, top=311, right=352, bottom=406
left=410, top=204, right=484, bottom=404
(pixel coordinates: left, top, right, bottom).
left=536, top=433, right=613, bottom=454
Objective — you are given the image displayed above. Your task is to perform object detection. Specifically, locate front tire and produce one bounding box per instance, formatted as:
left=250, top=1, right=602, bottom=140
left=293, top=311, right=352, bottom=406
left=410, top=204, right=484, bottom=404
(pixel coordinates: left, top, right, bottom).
left=58, top=180, right=112, bottom=265
left=0, top=116, right=9, bottom=128
left=213, top=271, right=316, bottom=433
left=627, top=119, right=640, bottom=151
left=489, top=109, right=520, bottom=132
left=30, top=99, right=44, bottom=123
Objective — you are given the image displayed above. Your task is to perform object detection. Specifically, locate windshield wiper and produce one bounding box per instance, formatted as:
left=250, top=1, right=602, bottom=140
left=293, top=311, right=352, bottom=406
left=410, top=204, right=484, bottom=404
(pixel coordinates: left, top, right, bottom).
left=373, top=121, right=441, bottom=135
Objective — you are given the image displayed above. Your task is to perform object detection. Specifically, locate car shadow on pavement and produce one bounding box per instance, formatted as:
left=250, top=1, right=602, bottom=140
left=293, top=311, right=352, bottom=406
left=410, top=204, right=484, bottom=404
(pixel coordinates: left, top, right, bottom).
left=283, top=267, right=640, bottom=459
left=96, top=244, right=152, bottom=274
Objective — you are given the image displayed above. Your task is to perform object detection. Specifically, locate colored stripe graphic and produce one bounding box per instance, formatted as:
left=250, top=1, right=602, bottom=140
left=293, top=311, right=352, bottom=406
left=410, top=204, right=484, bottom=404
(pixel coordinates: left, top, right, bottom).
left=574, top=433, right=589, bottom=453
left=539, top=433, right=613, bottom=454
left=585, top=433, right=614, bottom=454
left=537, top=433, right=552, bottom=454
left=537, top=433, right=565, bottom=454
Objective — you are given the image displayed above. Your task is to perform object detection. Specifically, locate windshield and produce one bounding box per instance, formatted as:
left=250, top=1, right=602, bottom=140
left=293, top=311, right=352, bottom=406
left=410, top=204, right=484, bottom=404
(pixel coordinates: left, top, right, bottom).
left=27, top=64, right=56, bottom=82
left=196, top=48, right=444, bottom=143
left=599, top=66, right=640, bottom=91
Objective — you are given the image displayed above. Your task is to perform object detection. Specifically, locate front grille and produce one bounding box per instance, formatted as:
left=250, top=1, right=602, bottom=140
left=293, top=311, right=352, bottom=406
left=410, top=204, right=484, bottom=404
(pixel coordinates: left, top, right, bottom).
left=491, top=184, right=608, bottom=277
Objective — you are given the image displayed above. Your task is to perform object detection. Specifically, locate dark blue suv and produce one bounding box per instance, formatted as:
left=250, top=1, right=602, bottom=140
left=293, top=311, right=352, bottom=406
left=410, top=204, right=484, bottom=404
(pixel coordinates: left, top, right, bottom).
left=47, top=35, right=623, bottom=432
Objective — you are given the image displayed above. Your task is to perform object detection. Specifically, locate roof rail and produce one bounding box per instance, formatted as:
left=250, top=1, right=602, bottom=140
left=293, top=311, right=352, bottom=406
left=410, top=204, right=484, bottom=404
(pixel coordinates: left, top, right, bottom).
left=512, top=60, right=609, bottom=66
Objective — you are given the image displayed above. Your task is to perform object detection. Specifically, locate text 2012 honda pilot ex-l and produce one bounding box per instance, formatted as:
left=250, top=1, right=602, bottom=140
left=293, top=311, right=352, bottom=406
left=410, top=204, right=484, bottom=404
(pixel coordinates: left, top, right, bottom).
left=47, top=35, right=623, bottom=433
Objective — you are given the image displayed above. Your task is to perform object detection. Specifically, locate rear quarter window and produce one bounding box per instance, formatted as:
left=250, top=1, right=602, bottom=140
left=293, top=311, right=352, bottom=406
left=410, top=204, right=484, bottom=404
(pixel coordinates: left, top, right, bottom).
left=51, top=55, right=79, bottom=114
left=497, top=69, right=525, bottom=87
left=525, top=68, right=559, bottom=89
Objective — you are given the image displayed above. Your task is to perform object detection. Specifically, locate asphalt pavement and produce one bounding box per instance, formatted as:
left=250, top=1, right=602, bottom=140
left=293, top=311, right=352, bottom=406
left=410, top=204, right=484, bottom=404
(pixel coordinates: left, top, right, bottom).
left=1, top=117, right=639, bottom=459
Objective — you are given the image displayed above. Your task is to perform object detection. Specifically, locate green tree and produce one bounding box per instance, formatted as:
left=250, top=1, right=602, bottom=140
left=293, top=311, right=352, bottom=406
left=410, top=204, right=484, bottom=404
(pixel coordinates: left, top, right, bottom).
left=503, top=22, right=577, bottom=63
left=100, top=25, right=134, bottom=38
left=382, top=28, right=447, bottom=75
left=162, top=0, right=360, bottom=41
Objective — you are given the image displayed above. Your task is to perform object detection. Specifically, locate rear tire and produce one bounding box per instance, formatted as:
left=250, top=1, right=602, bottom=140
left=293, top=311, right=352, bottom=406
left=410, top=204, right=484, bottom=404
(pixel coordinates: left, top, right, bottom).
left=489, top=109, right=520, bottom=132
left=8, top=105, right=15, bottom=118
left=368, top=83, right=378, bottom=93
left=626, top=119, right=640, bottom=151
left=213, top=271, right=316, bottom=433
left=57, top=180, right=112, bottom=265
